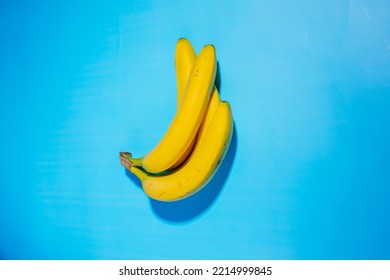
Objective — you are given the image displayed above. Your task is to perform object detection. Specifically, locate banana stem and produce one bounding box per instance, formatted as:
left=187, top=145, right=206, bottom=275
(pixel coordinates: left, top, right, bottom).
left=119, top=152, right=143, bottom=168
left=119, top=152, right=133, bottom=170
left=120, top=152, right=148, bottom=181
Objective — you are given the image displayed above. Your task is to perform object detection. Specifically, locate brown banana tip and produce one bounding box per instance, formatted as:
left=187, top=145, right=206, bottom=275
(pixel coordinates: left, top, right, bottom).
left=119, top=152, right=133, bottom=170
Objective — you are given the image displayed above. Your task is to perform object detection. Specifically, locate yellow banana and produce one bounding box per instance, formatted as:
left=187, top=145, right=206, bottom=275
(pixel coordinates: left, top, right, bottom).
left=130, top=44, right=217, bottom=174
left=171, top=38, right=221, bottom=169
left=175, top=38, right=196, bottom=107
left=170, top=38, right=197, bottom=169
left=120, top=101, right=233, bottom=202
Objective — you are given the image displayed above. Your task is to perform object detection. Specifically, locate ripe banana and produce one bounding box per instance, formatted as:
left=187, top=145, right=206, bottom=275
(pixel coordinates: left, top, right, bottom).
left=130, top=44, right=217, bottom=174
left=120, top=101, right=233, bottom=202
left=171, top=38, right=221, bottom=169
left=170, top=38, right=198, bottom=169
left=175, top=37, right=196, bottom=107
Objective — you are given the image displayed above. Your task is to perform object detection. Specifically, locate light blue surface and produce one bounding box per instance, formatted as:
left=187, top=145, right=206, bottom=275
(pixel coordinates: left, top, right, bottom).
left=1, top=0, right=390, bottom=259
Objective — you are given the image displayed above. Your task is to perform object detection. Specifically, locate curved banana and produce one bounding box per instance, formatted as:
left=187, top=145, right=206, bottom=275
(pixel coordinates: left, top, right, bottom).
left=130, top=44, right=217, bottom=174
left=170, top=38, right=198, bottom=169
left=120, top=101, right=233, bottom=202
left=171, top=38, right=222, bottom=169
left=175, top=38, right=196, bottom=107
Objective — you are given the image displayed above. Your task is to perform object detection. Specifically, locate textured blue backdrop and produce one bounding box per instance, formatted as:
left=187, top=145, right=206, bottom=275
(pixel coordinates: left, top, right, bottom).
left=1, top=0, right=390, bottom=259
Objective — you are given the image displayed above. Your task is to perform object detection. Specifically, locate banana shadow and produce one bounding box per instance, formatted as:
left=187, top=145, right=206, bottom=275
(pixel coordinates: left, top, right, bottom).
left=125, top=123, right=237, bottom=223
left=215, top=62, right=221, bottom=93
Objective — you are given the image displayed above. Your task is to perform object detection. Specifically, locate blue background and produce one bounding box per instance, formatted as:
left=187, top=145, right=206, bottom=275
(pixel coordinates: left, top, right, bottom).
left=1, top=0, right=390, bottom=259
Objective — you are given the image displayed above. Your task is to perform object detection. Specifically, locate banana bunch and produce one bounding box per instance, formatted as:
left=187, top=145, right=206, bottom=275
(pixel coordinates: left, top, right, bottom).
left=120, top=38, right=233, bottom=202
